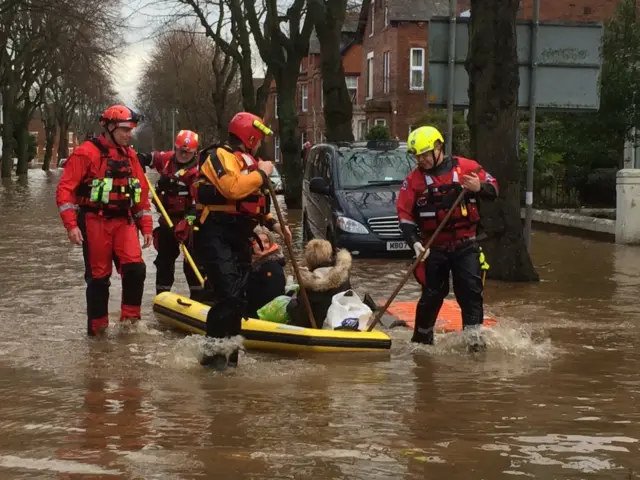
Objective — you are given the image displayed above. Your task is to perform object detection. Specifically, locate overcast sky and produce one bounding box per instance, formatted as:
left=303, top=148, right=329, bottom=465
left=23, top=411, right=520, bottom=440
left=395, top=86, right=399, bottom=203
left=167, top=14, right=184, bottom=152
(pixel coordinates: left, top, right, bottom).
left=113, top=1, right=170, bottom=107
left=113, top=1, right=268, bottom=108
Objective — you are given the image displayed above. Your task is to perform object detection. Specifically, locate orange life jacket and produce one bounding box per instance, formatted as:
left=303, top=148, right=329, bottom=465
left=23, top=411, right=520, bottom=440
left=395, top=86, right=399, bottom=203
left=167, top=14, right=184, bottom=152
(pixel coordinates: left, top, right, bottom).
left=194, top=144, right=268, bottom=220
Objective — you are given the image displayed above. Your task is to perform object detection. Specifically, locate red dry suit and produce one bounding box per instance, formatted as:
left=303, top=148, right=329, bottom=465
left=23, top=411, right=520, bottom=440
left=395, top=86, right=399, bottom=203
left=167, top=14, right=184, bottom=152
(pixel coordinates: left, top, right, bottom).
left=144, top=151, right=202, bottom=296
left=56, top=135, right=152, bottom=335
left=397, top=156, right=498, bottom=248
left=396, top=155, right=498, bottom=345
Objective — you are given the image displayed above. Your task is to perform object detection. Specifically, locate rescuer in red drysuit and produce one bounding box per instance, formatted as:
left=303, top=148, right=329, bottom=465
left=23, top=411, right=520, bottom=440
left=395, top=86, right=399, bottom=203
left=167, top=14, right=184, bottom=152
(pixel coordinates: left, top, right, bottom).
left=397, top=126, right=499, bottom=351
left=56, top=104, right=153, bottom=336
left=137, top=130, right=203, bottom=298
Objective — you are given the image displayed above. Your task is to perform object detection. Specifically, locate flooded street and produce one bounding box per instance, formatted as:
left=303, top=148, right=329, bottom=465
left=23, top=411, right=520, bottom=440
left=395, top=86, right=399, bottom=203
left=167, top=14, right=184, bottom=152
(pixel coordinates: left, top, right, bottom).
left=1, top=169, right=640, bottom=479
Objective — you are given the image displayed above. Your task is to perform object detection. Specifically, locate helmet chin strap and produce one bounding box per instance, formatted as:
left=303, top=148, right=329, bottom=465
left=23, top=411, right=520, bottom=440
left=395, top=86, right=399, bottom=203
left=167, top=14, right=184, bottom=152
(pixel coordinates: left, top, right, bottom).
left=106, top=124, right=127, bottom=151
left=434, top=149, right=444, bottom=167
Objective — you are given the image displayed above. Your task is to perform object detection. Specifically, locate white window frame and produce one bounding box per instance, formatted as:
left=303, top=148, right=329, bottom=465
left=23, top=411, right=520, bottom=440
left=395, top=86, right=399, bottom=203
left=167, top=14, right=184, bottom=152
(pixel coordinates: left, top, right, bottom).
left=375, top=118, right=387, bottom=126
left=301, top=131, right=307, bottom=148
left=384, top=2, right=389, bottom=26
left=383, top=51, right=390, bottom=94
left=409, top=48, right=425, bottom=91
left=274, top=135, right=280, bottom=161
left=358, top=120, right=367, bottom=141
left=68, top=131, right=74, bottom=144
left=370, top=1, right=374, bottom=36
left=274, top=94, right=278, bottom=118
left=320, top=79, right=324, bottom=107
left=346, top=76, right=358, bottom=104
left=301, top=84, right=308, bottom=112
left=366, top=52, right=374, bottom=99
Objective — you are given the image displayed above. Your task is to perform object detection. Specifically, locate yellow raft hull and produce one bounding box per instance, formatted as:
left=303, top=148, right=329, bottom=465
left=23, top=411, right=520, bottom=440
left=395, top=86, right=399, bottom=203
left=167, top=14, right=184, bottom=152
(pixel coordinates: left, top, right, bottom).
left=153, top=292, right=392, bottom=353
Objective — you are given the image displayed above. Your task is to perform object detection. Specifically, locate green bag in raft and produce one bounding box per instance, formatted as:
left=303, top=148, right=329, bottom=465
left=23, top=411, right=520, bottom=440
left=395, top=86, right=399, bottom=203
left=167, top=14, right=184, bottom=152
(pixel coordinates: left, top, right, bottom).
left=257, top=295, right=291, bottom=324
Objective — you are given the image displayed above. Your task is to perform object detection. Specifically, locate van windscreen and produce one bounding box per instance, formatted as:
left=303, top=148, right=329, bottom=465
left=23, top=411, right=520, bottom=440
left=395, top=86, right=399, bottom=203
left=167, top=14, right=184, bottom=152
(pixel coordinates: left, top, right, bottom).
left=337, top=150, right=415, bottom=188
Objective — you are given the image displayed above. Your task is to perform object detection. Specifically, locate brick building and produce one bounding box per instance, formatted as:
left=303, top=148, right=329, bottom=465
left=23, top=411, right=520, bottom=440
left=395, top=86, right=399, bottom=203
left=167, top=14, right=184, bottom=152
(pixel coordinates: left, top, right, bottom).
left=457, top=0, right=624, bottom=21
left=27, top=113, right=80, bottom=168
left=262, top=0, right=629, bottom=158
left=260, top=15, right=365, bottom=162
left=295, top=14, right=365, bottom=146
left=359, top=0, right=448, bottom=141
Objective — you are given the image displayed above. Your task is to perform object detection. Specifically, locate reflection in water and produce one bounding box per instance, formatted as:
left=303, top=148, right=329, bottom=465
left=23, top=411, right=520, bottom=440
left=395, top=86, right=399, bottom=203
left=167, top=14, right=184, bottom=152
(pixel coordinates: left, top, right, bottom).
left=0, top=170, right=640, bottom=478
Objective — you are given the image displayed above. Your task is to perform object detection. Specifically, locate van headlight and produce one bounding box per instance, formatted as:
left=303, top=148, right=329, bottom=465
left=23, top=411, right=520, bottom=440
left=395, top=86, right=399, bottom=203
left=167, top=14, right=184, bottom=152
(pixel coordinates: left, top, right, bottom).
left=336, top=216, right=368, bottom=234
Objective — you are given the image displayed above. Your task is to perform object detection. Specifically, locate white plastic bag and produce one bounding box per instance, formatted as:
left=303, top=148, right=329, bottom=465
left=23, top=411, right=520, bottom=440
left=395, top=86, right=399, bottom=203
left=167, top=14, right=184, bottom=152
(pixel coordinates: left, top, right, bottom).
left=324, top=289, right=372, bottom=331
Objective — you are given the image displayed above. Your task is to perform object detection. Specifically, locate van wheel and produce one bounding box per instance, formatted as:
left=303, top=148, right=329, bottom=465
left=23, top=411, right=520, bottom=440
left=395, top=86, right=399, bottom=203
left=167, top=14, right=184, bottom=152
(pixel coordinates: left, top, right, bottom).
left=302, top=214, right=313, bottom=242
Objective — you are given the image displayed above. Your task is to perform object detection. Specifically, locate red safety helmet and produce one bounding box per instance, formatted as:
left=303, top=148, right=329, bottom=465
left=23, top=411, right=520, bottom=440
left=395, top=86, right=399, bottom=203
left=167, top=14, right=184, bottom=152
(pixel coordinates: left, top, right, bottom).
left=99, top=105, right=141, bottom=130
left=228, top=112, right=273, bottom=151
left=175, top=130, right=199, bottom=152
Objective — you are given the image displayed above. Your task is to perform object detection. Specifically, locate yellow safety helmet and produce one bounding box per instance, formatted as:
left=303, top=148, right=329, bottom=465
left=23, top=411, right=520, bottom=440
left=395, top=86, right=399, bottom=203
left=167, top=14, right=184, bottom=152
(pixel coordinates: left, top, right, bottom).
left=407, top=126, right=444, bottom=155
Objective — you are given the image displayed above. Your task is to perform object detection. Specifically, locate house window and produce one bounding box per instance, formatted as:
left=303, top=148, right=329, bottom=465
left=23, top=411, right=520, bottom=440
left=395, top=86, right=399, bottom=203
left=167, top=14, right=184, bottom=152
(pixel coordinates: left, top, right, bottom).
left=301, top=131, right=307, bottom=148
left=375, top=118, right=387, bottom=126
left=68, top=131, right=74, bottom=144
left=410, top=48, right=425, bottom=90
left=301, top=84, right=308, bottom=112
left=366, top=52, right=374, bottom=99
left=358, top=121, right=367, bottom=141
left=274, top=135, right=280, bottom=161
left=370, top=1, right=374, bottom=36
left=346, top=76, right=358, bottom=103
left=274, top=94, right=278, bottom=118
left=383, top=51, right=390, bottom=94
left=384, top=2, right=389, bottom=26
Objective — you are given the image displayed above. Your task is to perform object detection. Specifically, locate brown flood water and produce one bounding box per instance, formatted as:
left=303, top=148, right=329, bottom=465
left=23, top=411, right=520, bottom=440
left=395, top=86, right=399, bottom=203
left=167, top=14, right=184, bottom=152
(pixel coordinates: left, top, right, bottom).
left=0, top=169, right=639, bottom=479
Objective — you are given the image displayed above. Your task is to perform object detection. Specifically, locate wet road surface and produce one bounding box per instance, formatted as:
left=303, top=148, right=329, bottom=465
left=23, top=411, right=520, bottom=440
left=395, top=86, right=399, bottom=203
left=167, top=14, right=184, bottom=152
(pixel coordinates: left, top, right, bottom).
left=0, top=170, right=639, bottom=479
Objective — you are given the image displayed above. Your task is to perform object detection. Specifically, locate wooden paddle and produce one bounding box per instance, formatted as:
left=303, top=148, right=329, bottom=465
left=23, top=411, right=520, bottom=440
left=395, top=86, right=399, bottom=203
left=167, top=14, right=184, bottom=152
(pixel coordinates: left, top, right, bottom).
left=264, top=177, right=318, bottom=329
left=144, top=173, right=205, bottom=286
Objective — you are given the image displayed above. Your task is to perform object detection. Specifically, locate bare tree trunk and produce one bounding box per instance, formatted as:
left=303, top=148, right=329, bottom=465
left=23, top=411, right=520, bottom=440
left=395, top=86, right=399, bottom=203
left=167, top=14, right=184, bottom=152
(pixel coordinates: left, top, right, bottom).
left=311, top=0, right=354, bottom=142
left=466, top=0, right=538, bottom=281
left=57, top=122, right=69, bottom=161
left=275, top=66, right=303, bottom=207
left=15, top=125, right=30, bottom=175
left=42, top=122, right=56, bottom=170
left=1, top=85, right=15, bottom=177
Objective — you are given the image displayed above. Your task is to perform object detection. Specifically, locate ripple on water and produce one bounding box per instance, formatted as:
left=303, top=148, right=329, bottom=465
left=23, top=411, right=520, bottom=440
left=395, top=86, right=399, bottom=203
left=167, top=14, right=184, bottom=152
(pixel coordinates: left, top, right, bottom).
left=478, top=434, right=639, bottom=475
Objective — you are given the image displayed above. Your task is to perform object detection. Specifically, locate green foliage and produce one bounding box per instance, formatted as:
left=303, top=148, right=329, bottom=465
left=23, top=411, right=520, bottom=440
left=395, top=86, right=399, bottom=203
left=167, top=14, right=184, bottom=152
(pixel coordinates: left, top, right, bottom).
left=518, top=0, right=640, bottom=207
left=366, top=124, right=391, bottom=141
left=412, top=108, right=471, bottom=157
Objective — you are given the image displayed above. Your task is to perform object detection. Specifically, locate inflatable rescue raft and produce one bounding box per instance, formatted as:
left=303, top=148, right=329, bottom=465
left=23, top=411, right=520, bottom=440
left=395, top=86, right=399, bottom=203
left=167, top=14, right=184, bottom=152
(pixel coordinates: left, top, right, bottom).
left=153, top=292, right=392, bottom=353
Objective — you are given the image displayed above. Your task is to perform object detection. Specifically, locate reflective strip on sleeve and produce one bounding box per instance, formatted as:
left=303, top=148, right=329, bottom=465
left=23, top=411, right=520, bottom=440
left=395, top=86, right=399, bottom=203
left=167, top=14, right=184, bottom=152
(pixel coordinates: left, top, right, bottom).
left=134, top=210, right=152, bottom=219
left=58, top=203, right=77, bottom=213
left=399, top=219, right=417, bottom=225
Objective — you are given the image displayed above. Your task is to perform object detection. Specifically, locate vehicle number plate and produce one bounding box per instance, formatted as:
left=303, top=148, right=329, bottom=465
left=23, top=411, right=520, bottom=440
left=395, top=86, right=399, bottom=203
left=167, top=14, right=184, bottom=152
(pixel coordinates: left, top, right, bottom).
left=386, top=241, right=410, bottom=251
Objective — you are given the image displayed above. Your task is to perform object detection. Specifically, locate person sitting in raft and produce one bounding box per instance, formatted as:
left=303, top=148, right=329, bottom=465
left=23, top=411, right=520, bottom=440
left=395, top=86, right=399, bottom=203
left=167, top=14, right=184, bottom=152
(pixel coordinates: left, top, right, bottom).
left=286, top=239, right=352, bottom=329
left=245, top=227, right=287, bottom=318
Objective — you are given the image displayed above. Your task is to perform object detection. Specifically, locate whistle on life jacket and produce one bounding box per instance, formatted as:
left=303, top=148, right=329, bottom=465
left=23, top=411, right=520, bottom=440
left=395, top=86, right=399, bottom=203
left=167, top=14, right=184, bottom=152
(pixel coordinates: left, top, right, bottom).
left=456, top=167, right=468, bottom=217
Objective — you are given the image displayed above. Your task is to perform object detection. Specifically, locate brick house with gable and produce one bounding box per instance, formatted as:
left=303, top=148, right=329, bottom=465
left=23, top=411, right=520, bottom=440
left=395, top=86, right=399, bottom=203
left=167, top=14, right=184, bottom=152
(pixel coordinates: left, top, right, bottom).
left=359, top=0, right=448, bottom=141
left=295, top=14, right=365, bottom=147
left=362, top=0, right=627, bottom=141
